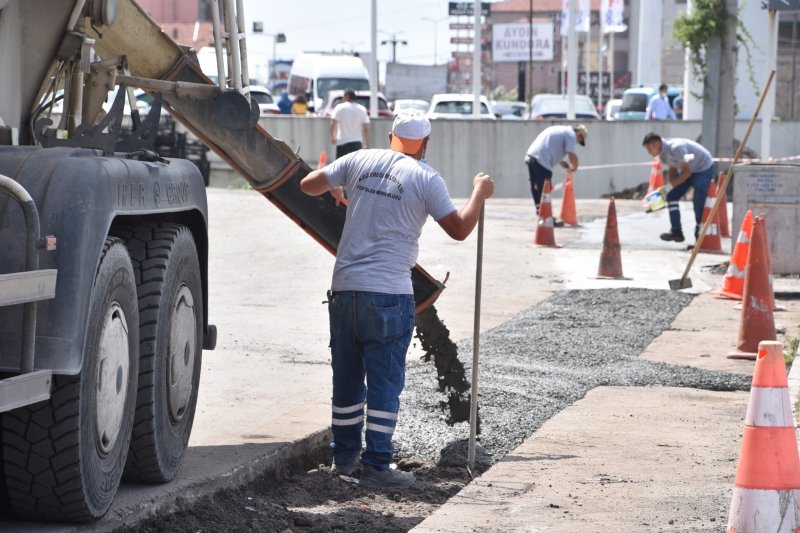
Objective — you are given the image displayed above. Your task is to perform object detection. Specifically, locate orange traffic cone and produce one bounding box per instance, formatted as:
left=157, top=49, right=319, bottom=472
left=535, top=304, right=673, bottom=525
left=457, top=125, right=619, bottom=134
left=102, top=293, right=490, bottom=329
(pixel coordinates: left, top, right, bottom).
left=696, top=180, right=725, bottom=254
left=728, top=217, right=776, bottom=360
left=759, top=217, right=785, bottom=312
left=559, top=172, right=580, bottom=227
left=533, top=181, right=560, bottom=248
left=717, top=174, right=731, bottom=238
left=713, top=210, right=753, bottom=300
left=317, top=150, right=327, bottom=169
left=597, top=197, right=628, bottom=279
left=646, top=157, right=663, bottom=195
left=726, top=340, right=800, bottom=532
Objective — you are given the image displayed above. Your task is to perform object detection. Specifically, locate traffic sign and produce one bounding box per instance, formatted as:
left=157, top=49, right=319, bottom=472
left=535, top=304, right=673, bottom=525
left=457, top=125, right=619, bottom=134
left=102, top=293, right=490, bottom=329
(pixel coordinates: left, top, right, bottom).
left=448, top=2, right=491, bottom=16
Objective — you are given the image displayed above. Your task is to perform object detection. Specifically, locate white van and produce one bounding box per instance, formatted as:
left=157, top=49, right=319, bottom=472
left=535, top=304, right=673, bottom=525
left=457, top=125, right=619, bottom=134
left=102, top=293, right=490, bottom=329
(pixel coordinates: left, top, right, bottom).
left=287, top=53, right=370, bottom=112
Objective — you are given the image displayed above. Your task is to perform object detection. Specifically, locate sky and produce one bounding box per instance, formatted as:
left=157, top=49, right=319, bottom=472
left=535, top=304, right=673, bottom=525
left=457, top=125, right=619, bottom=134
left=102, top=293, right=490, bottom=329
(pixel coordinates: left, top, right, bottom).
left=242, top=1, right=470, bottom=72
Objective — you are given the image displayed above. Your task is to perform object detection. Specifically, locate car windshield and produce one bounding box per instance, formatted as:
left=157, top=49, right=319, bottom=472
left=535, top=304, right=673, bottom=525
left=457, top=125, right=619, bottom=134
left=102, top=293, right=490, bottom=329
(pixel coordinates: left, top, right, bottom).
left=537, top=98, right=596, bottom=115
left=250, top=92, right=273, bottom=105
left=433, top=101, right=490, bottom=115
left=317, top=78, right=370, bottom=99
left=620, top=93, right=648, bottom=112
left=395, top=101, right=429, bottom=113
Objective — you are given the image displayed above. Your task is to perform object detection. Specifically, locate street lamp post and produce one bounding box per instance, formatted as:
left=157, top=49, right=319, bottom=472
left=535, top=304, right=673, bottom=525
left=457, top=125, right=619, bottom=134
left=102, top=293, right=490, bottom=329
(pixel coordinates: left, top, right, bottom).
left=380, top=34, right=408, bottom=63
left=422, top=16, right=447, bottom=65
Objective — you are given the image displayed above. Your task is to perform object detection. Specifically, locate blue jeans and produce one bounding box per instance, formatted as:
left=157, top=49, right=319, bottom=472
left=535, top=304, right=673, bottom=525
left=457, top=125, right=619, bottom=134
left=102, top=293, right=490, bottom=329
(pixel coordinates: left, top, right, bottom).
left=328, top=290, right=415, bottom=469
left=666, top=166, right=715, bottom=237
left=526, top=157, right=553, bottom=214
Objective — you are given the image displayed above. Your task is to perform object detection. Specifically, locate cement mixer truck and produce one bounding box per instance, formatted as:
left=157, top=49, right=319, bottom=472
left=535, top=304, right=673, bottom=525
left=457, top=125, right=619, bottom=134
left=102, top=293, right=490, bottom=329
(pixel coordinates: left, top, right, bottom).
left=0, top=0, right=443, bottom=522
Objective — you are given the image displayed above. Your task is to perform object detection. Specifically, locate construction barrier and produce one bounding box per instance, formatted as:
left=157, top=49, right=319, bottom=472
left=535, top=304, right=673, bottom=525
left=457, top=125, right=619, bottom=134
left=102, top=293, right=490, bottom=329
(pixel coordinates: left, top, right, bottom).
left=596, top=197, right=628, bottom=280
left=533, top=181, right=559, bottom=248
left=714, top=210, right=753, bottom=301
left=559, top=172, right=580, bottom=226
left=728, top=217, right=776, bottom=360
left=697, top=180, right=725, bottom=255
left=727, top=340, right=800, bottom=532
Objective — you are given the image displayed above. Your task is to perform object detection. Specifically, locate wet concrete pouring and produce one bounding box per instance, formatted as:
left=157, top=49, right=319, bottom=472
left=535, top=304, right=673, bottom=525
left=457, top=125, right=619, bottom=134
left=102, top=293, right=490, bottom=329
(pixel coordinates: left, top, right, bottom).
left=116, top=288, right=750, bottom=533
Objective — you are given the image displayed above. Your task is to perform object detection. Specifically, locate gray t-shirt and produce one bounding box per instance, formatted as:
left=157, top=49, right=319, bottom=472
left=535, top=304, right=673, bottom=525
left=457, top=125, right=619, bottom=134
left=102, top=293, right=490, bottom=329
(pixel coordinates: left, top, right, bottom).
left=525, top=125, right=577, bottom=171
left=325, top=149, right=457, bottom=295
left=660, top=138, right=713, bottom=173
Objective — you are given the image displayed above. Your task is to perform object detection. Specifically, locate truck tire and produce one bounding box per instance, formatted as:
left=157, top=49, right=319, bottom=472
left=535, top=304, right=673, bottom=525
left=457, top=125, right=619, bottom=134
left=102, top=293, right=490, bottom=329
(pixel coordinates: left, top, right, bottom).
left=1, top=238, right=139, bottom=522
left=120, top=223, right=202, bottom=483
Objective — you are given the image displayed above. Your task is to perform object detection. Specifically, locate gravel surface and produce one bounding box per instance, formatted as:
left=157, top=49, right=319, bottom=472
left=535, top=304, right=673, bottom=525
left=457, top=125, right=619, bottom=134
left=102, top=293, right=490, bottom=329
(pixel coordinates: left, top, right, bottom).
left=397, top=287, right=751, bottom=471
left=114, top=287, right=752, bottom=532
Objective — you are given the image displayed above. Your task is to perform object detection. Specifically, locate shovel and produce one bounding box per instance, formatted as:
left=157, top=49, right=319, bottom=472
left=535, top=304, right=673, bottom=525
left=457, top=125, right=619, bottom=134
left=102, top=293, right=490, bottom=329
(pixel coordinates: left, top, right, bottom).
left=467, top=205, right=484, bottom=477
left=669, top=70, right=775, bottom=290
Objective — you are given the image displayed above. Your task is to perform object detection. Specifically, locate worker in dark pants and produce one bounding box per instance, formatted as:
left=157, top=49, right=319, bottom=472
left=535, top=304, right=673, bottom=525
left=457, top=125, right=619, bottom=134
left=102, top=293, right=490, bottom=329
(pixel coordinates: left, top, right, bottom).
left=524, top=124, right=587, bottom=222
left=642, top=132, right=715, bottom=244
left=301, top=114, right=494, bottom=489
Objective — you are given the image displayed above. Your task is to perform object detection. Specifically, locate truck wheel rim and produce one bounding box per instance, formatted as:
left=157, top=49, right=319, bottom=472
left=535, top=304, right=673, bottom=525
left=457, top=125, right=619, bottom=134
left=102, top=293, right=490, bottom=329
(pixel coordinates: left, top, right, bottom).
left=168, top=284, right=196, bottom=424
left=95, top=302, right=130, bottom=455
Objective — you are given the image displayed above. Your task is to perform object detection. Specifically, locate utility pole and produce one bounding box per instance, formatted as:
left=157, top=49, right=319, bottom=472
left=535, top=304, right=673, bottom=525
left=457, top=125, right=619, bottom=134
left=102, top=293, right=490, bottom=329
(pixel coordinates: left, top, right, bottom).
left=380, top=34, right=407, bottom=63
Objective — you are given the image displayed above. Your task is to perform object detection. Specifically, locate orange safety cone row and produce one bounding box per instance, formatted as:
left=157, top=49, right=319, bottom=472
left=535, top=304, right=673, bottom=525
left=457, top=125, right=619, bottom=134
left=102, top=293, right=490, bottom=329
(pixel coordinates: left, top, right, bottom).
left=646, top=157, right=663, bottom=195
left=596, top=197, right=628, bottom=279
left=559, top=172, right=580, bottom=226
left=317, top=150, right=327, bottom=169
left=533, top=181, right=560, bottom=248
left=717, top=174, right=731, bottom=238
left=726, top=340, right=800, bottom=532
left=728, top=216, right=777, bottom=360
left=696, top=180, right=725, bottom=254
left=713, top=210, right=753, bottom=300
left=759, top=217, right=785, bottom=312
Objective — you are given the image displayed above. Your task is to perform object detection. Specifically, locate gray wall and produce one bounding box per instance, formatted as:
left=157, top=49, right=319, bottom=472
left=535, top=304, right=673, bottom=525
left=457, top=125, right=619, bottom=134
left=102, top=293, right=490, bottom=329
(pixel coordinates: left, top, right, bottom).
left=254, top=116, right=800, bottom=199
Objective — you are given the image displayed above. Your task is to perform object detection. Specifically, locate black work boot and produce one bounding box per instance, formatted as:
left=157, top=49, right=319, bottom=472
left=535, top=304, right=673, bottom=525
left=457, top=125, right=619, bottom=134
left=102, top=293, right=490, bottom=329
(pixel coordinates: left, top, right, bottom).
left=660, top=230, right=685, bottom=243
left=359, top=465, right=415, bottom=489
left=333, top=458, right=362, bottom=478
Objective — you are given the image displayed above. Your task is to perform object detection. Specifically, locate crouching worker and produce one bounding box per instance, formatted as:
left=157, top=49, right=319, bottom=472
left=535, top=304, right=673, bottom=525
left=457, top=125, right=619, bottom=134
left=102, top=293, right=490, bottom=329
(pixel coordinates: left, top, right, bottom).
left=300, top=114, right=494, bottom=489
left=642, top=132, right=715, bottom=244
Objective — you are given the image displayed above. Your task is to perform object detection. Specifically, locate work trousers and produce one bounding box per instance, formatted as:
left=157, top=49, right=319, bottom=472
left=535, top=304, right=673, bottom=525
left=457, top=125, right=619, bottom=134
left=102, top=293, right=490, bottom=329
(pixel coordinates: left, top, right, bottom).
left=526, top=157, right=553, bottom=214
left=328, top=290, right=415, bottom=469
left=666, top=166, right=715, bottom=237
left=336, top=141, right=362, bottom=159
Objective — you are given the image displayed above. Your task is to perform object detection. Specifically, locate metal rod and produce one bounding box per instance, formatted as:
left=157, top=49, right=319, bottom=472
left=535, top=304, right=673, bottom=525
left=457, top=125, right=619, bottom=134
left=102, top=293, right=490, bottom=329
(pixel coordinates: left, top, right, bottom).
left=467, top=205, right=485, bottom=473
left=0, top=174, right=42, bottom=374
left=116, top=75, right=220, bottom=99
left=235, top=0, right=250, bottom=87
left=210, top=0, right=226, bottom=90
left=675, top=70, right=775, bottom=287
left=224, top=0, right=242, bottom=91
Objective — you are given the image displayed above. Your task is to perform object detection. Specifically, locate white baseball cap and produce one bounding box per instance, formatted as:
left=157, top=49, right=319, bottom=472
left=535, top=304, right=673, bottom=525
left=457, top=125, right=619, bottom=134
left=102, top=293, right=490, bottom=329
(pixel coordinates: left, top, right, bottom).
left=390, top=113, right=431, bottom=154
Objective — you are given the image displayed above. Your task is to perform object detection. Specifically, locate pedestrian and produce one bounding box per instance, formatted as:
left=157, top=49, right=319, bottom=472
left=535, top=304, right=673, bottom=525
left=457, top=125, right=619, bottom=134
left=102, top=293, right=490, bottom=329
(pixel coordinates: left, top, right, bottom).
left=330, top=89, right=370, bottom=159
left=524, top=124, right=587, bottom=217
left=642, top=132, right=715, bottom=243
left=292, top=94, right=308, bottom=115
left=646, top=84, right=676, bottom=120
left=672, top=89, right=684, bottom=120
left=276, top=90, right=292, bottom=115
left=300, top=113, right=494, bottom=489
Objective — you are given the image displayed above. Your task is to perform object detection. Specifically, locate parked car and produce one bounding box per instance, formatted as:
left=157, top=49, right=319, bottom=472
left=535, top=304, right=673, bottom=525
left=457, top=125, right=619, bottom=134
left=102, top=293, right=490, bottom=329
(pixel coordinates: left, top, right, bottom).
left=604, top=98, right=622, bottom=121
left=527, top=94, right=601, bottom=120
left=244, top=85, right=282, bottom=116
left=425, top=94, right=496, bottom=120
left=320, top=90, right=392, bottom=118
left=617, top=86, right=681, bottom=121
left=391, top=99, right=430, bottom=115
left=490, top=100, right=527, bottom=120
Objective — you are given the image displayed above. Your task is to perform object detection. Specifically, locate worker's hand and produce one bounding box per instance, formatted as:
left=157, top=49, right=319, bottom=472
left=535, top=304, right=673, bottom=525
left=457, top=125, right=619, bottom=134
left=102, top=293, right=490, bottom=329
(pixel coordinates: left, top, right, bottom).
left=559, top=161, right=569, bottom=170
left=330, top=187, right=345, bottom=206
left=473, top=172, right=494, bottom=200
left=330, top=137, right=337, bottom=145
left=662, top=181, right=673, bottom=194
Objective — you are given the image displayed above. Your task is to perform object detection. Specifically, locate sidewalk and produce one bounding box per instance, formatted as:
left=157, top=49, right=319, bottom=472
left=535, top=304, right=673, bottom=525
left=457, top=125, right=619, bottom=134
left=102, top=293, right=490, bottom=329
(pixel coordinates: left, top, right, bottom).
left=413, top=283, right=800, bottom=531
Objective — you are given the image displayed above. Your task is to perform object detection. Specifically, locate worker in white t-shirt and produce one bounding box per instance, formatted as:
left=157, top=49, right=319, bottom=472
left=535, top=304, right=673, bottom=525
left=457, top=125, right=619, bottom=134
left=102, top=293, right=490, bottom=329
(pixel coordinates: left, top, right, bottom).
left=330, top=89, right=370, bottom=159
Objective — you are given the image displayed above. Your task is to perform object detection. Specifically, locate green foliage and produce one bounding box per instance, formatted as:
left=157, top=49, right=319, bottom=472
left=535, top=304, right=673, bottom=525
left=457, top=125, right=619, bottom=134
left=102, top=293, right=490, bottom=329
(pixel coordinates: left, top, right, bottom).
left=785, top=334, right=799, bottom=367
left=490, top=85, right=518, bottom=102
left=673, top=0, right=729, bottom=80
